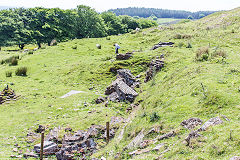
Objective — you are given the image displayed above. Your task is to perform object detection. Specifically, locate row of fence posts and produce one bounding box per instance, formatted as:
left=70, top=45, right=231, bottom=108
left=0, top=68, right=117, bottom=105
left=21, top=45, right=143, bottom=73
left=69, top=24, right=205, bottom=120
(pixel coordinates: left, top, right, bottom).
left=39, top=122, right=110, bottom=160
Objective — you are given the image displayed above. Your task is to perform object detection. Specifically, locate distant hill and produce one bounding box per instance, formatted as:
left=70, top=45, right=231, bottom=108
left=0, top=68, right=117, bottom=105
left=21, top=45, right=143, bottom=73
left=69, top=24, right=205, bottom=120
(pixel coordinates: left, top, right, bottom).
left=108, top=7, right=216, bottom=19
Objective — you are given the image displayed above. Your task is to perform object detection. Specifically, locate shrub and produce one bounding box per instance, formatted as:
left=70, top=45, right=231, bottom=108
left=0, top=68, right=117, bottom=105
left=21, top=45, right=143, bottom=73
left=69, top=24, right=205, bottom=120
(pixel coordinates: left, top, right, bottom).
left=178, top=42, right=184, bottom=48
left=186, top=42, right=192, bottom=48
left=106, top=37, right=110, bottom=40
left=5, top=71, right=12, bottom=77
left=174, top=34, right=191, bottom=39
left=15, top=67, right=27, bottom=76
left=212, top=49, right=227, bottom=58
left=196, top=46, right=209, bottom=61
left=150, top=112, right=160, bottom=122
left=10, top=58, right=18, bottom=66
left=1, top=55, right=19, bottom=65
left=28, top=51, right=34, bottom=54
left=72, top=45, right=77, bottom=49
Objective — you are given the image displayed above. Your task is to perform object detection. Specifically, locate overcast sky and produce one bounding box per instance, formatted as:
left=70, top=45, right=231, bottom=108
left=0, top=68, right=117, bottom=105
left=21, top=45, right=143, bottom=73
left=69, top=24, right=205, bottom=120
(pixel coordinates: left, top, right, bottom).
left=1, top=0, right=240, bottom=12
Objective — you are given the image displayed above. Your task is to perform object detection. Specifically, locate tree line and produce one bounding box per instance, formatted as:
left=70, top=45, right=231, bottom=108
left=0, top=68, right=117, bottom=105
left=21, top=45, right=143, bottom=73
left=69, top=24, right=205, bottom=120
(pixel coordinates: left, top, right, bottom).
left=109, top=7, right=216, bottom=19
left=0, top=5, right=157, bottom=50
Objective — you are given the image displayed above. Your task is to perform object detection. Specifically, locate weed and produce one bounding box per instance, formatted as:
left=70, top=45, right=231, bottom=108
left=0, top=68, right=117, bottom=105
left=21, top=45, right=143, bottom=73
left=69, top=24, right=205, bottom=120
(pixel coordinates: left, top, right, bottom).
left=28, top=51, right=34, bottom=54
left=196, top=46, right=209, bottom=61
left=212, top=49, right=227, bottom=58
left=72, top=45, right=77, bottom=49
left=15, top=67, right=28, bottom=76
left=178, top=42, right=184, bottom=48
left=10, top=58, right=18, bottom=66
left=186, top=42, right=192, bottom=48
left=150, top=112, right=160, bottom=122
left=5, top=71, right=12, bottom=77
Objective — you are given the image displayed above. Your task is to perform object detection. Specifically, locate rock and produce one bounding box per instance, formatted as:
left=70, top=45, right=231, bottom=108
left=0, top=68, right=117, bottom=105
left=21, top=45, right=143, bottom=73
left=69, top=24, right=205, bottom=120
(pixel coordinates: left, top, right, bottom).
left=185, top=131, right=201, bottom=146
left=50, top=39, right=57, bottom=46
left=95, top=96, right=106, bottom=104
left=129, top=148, right=151, bottom=156
left=156, top=131, right=175, bottom=141
left=65, top=128, right=72, bottom=132
left=181, top=118, right=203, bottom=130
left=117, top=69, right=136, bottom=86
left=10, top=155, right=16, bottom=158
left=110, top=116, right=125, bottom=126
left=116, top=52, right=132, bottom=60
left=144, top=57, right=164, bottom=83
left=105, top=78, right=138, bottom=102
left=230, top=156, right=240, bottom=160
left=152, top=143, right=165, bottom=151
left=101, top=157, right=106, bottom=160
left=151, top=42, right=174, bottom=50
left=34, top=141, right=58, bottom=155
left=127, top=129, right=145, bottom=149
left=200, top=117, right=223, bottom=131
left=13, top=148, right=18, bottom=152
left=46, top=126, right=61, bottom=143
left=23, top=152, right=38, bottom=158
left=139, top=140, right=154, bottom=149
left=96, top=44, right=101, bottom=49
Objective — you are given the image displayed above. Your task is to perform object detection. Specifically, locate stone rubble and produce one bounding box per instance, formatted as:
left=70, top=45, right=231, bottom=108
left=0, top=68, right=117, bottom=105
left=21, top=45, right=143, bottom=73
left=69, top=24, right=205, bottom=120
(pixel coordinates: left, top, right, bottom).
left=0, top=85, right=19, bottom=104
left=23, top=117, right=124, bottom=159
left=184, top=117, right=224, bottom=146
left=144, top=56, right=165, bottom=83
left=116, top=52, right=133, bottom=60
left=151, top=42, right=174, bottom=50
left=98, top=69, right=139, bottom=103
left=181, top=118, right=203, bottom=130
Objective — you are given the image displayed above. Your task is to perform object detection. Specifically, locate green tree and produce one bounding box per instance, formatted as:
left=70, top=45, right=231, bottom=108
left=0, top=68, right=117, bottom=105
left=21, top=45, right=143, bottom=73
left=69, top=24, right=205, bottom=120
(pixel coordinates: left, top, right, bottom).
left=101, top=12, right=124, bottom=35
left=76, top=5, right=106, bottom=38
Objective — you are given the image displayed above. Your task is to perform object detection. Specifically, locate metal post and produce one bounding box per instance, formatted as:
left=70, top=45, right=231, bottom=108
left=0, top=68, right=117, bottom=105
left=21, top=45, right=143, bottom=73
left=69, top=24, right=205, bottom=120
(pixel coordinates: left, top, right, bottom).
left=40, top=132, right=44, bottom=160
left=106, top=122, right=110, bottom=143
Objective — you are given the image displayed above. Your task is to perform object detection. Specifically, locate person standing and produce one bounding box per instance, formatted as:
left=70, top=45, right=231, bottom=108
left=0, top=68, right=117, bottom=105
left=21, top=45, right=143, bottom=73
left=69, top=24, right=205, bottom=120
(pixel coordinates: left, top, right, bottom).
left=114, top=43, right=120, bottom=54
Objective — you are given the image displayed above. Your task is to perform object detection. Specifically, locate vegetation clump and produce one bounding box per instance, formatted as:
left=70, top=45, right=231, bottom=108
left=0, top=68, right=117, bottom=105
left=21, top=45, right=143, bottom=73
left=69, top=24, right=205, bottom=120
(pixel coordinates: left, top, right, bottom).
left=5, top=71, right=12, bottom=77
left=196, top=46, right=210, bottom=61
left=15, top=67, right=27, bottom=76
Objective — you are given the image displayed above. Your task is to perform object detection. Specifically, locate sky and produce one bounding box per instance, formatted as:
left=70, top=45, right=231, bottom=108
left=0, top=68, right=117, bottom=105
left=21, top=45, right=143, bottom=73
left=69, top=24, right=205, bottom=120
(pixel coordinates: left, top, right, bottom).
left=1, top=0, right=240, bottom=12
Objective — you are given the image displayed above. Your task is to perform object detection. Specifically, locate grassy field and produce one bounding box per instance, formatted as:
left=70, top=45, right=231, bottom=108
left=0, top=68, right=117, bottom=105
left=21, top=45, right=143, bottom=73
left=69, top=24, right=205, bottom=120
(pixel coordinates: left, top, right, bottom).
left=157, top=18, right=181, bottom=24
left=0, top=8, right=240, bottom=159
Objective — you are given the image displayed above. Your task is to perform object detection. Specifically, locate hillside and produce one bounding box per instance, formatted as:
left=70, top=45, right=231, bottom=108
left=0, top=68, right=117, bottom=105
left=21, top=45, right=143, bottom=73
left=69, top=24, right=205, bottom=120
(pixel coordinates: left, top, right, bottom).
left=0, top=7, right=240, bottom=159
left=108, top=7, right=216, bottom=19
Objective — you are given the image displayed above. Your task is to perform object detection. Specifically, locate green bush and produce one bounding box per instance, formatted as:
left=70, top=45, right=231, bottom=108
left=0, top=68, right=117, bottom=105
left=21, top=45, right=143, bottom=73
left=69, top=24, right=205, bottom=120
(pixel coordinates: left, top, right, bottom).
left=10, top=58, right=18, bottom=66
left=178, top=42, right=184, bottom=48
left=72, top=45, right=77, bottom=49
left=1, top=55, right=19, bottom=65
left=15, top=67, right=28, bottom=76
left=196, top=46, right=209, bottom=61
left=28, top=51, right=34, bottom=54
left=212, top=49, right=227, bottom=58
left=186, top=42, right=192, bottom=48
left=150, top=112, right=160, bottom=122
left=5, top=71, right=12, bottom=77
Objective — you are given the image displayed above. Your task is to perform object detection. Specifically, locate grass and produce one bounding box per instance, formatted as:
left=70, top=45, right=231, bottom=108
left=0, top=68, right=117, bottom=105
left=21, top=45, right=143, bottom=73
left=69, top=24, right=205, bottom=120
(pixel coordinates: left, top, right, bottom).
left=157, top=18, right=181, bottom=25
left=0, top=7, right=240, bottom=160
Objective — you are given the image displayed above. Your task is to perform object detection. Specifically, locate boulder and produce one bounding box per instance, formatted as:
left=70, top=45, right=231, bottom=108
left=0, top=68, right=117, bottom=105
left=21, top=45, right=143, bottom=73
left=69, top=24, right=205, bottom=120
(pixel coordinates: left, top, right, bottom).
left=151, top=42, right=174, bottom=50
left=181, top=118, right=203, bottom=130
left=34, top=141, right=58, bottom=155
left=95, top=96, right=106, bottom=104
left=200, top=117, right=223, bottom=131
left=127, top=129, right=145, bottom=149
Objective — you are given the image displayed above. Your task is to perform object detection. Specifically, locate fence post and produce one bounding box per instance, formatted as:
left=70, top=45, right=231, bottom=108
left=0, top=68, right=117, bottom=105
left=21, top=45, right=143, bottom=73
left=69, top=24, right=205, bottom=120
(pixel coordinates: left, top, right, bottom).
left=40, top=132, right=44, bottom=160
left=106, top=122, right=110, bottom=143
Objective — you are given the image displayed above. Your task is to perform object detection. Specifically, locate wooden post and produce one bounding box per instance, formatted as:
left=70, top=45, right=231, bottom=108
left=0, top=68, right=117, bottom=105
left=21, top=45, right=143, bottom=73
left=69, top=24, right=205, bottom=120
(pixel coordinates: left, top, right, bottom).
left=40, top=132, right=44, bottom=160
left=106, top=122, right=110, bottom=143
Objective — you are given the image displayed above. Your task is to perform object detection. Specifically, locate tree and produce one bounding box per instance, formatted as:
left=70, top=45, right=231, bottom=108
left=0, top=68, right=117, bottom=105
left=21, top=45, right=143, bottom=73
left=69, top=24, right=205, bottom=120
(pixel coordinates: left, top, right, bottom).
left=101, top=12, right=124, bottom=35
left=187, top=15, right=194, bottom=19
left=76, top=5, right=106, bottom=38
left=199, top=13, right=205, bottom=19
